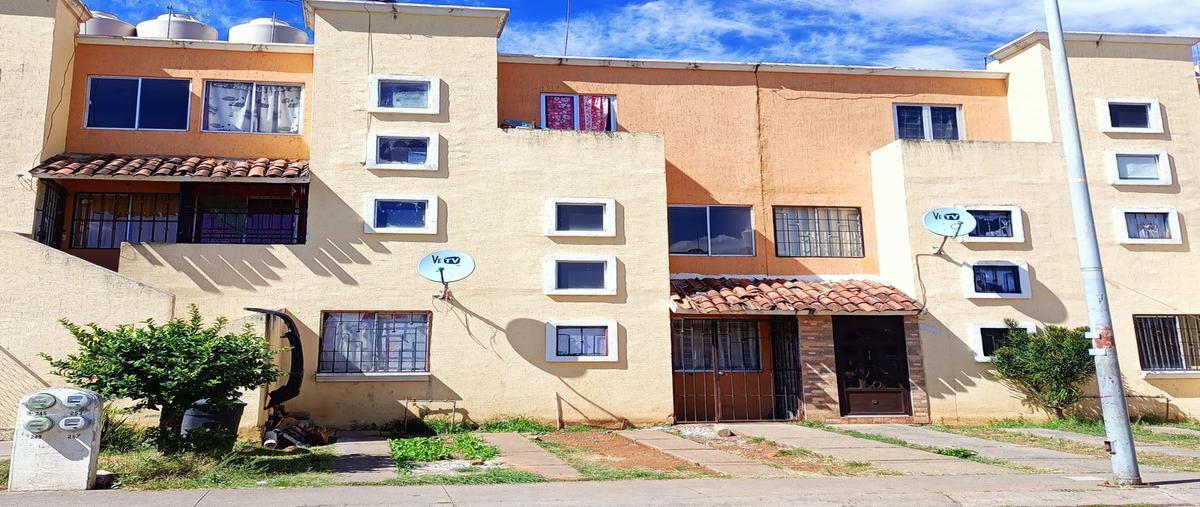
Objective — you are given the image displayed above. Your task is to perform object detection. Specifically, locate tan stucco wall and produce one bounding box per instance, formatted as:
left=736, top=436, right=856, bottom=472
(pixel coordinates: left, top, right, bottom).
left=498, top=63, right=1012, bottom=278
left=117, top=7, right=673, bottom=428
left=0, top=0, right=80, bottom=234
left=0, top=231, right=176, bottom=433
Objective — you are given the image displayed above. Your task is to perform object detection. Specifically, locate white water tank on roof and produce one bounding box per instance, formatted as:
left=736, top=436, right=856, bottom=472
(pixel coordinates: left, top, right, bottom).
left=135, top=13, right=218, bottom=41
left=80, top=11, right=135, bottom=36
left=228, top=18, right=308, bottom=44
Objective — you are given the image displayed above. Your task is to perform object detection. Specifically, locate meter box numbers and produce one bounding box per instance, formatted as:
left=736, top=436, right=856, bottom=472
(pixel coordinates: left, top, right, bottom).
left=9, top=387, right=104, bottom=491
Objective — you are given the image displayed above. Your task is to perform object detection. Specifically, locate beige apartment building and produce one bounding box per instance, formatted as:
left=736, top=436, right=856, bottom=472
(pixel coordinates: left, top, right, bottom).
left=1, top=0, right=1198, bottom=433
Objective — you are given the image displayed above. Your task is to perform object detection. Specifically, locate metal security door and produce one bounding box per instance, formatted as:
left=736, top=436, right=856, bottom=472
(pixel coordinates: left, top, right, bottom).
left=833, top=316, right=912, bottom=416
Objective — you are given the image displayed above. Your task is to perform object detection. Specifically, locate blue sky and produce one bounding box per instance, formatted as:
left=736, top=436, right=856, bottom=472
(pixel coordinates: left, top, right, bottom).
left=88, top=0, right=1200, bottom=69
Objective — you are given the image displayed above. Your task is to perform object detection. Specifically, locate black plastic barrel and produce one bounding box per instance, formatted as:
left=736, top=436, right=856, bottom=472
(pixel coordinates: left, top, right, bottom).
left=181, top=399, right=247, bottom=435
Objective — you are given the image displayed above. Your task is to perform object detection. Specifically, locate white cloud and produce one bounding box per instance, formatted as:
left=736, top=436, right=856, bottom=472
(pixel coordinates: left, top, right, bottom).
left=881, top=46, right=975, bottom=70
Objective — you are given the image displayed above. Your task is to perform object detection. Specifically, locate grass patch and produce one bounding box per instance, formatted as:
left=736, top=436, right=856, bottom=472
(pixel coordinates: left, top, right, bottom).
left=98, top=445, right=337, bottom=490
left=0, top=460, right=8, bottom=490
left=931, top=447, right=978, bottom=459
left=388, top=434, right=500, bottom=471
left=478, top=416, right=553, bottom=434
left=984, top=417, right=1200, bottom=450
left=536, top=439, right=711, bottom=481
left=939, top=425, right=1200, bottom=473
left=383, top=467, right=545, bottom=486
left=423, top=417, right=477, bottom=435
left=562, top=424, right=600, bottom=433
left=450, top=434, right=499, bottom=461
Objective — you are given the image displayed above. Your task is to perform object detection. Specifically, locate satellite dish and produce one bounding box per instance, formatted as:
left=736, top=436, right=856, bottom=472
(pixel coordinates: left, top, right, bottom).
left=418, top=250, right=476, bottom=284
left=922, top=207, right=977, bottom=238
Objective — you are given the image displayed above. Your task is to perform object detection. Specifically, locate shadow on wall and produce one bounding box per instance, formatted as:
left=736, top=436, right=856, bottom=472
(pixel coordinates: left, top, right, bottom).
left=127, top=174, right=447, bottom=293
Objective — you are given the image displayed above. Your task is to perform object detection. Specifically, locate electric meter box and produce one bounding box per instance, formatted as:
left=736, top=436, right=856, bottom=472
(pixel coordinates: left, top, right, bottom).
left=8, top=387, right=103, bottom=491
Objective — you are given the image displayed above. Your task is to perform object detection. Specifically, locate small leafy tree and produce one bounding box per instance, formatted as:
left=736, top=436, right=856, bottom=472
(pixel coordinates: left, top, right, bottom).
left=43, top=305, right=283, bottom=453
left=991, top=319, right=1095, bottom=419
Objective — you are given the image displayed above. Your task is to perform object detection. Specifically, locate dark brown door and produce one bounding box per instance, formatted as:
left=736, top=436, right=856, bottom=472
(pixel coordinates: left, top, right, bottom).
left=833, top=316, right=911, bottom=416
left=671, top=318, right=776, bottom=422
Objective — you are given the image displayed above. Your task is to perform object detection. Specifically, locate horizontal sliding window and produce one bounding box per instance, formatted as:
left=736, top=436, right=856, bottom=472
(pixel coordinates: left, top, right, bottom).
left=668, top=205, right=754, bottom=256
left=87, top=76, right=190, bottom=131
left=203, top=81, right=303, bottom=135
left=318, top=311, right=430, bottom=374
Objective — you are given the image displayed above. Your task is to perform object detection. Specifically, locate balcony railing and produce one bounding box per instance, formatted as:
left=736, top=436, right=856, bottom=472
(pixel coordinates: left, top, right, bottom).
left=1134, top=315, right=1200, bottom=372
left=189, top=207, right=304, bottom=245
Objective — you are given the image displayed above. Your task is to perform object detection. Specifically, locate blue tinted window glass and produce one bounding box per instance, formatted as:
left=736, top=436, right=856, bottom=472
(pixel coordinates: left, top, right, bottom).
left=374, top=200, right=427, bottom=229
left=1109, top=103, right=1150, bottom=129
left=137, top=79, right=190, bottom=130
left=668, top=207, right=709, bottom=255
left=708, top=206, right=753, bottom=255
left=556, top=261, right=606, bottom=289
left=555, top=326, right=608, bottom=356
left=556, top=203, right=605, bottom=231
left=973, top=265, right=1021, bottom=294
left=378, top=137, right=429, bottom=165
left=379, top=81, right=429, bottom=109
left=87, top=78, right=139, bottom=129
left=930, top=106, right=959, bottom=140
left=895, top=105, right=925, bottom=139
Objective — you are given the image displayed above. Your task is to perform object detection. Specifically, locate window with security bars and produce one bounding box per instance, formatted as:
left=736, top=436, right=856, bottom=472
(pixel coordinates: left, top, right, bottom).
left=1133, top=315, right=1200, bottom=371
left=773, top=206, right=864, bottom=258
left=671, top=319, right=761, bottom=372
left=555, top=326, right=608, bottom=357
left=70, top=192, right=180, bottom=248
left=319, top=312, right=430, bottom=373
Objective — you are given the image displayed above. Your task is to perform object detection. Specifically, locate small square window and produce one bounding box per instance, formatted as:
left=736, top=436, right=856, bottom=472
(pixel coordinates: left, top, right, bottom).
left=893, top=104, right=963, bottom=141
left=544, top=255, right=617, bottom=295
left=1115, top=208, right=1180, bottom=245
left=1106, top=150, right=1171, bottom=186
left=363, top=194, right=438, bottom=234
left=960, top=206, right=1024, bottom=243
left=545, top=320, right=618, bottom=362
left=365, top=132, right=440, bottom=170
left=968, top=322, right=1036, bottom=362
left=369, top=75, right=439, bottom=114
left=1098, top=99, right=1162, bottom=133
left=546, top=198, right=616, bottom=237
left=962, top=261, right=1030, bottom=299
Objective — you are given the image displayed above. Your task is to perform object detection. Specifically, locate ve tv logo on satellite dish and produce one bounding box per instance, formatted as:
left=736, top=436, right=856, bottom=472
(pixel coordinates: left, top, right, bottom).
left=922, top=207, right=977, bottom=238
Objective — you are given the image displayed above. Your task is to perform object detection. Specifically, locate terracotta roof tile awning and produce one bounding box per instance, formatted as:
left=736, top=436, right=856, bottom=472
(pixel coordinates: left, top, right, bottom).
left=31, top=153, right=310, bottom=182
left=670, top=277, right=923, bottom=315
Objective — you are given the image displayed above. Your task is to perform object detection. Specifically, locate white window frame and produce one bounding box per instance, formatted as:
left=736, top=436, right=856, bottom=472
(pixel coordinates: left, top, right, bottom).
left=957, top=205, right=1025, bottom=243
left=545, top=320, right=619, bottom=362
left=968, top=322, right=1036, bottom=362
left=961, top=260, right=1031, bottom=299
left=368, top=74, right=440, bottom=115
left=1105, top=149, right=1172, bottom=186
left=84, top=75, right=192, bottom=132
left=365, top=131, right=440, bottom=171
left=1114, top=207, right=1181, bottom=245
left=668, top=204, right=756, bottom=257
left=892, top=103, right=965, bottom=141
left=362, top=193, right=438, bottom=234
left=545, top=198, right=616, bottom=237
left=543, top=254, right=618, bottom=296
left=200, top=79, right=305, bottom=136
left=539, top=93, right=618, bottom=131
left=1097, top=98, right=1163, bottom=134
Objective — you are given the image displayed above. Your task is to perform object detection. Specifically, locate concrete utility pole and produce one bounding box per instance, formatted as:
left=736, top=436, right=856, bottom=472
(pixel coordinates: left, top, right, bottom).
left=1042, top=0, right=1142, bottom=486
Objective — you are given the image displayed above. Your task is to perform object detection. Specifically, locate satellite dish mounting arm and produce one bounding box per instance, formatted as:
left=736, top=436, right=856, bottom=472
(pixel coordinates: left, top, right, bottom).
left=436, top=267, right=453, bottom=301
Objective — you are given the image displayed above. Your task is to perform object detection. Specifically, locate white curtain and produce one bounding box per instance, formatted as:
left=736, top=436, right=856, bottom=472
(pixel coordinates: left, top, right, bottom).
left=256, top=84, right=302, bottom=134
left=204, top=81, right=253, bottom=132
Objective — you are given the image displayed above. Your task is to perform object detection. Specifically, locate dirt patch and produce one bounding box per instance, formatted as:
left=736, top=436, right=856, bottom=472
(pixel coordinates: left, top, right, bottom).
left=675, top=425, right=893, bottom=477
left=540, top=432, right=704, bottom=473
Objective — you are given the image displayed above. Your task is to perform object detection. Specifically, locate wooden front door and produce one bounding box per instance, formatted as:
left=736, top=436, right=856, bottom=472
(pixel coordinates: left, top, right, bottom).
left=671, top=318, right=778, bottom=422
left=833, top=316, right=912, bottom=416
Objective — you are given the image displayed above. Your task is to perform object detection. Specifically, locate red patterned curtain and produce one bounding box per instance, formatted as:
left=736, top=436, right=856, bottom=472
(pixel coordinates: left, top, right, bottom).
left=579, top=95, right=612, bottom=131
left=544, top=95, right=576, bottom=129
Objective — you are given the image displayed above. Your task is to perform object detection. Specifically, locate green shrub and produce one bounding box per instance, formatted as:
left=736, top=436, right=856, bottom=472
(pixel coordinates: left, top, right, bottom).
left=424, top=417, right=477, bottom=435
left=451, top=434, right=498, bottom=461
left=990, top=320, right=1094, bottom=419
left=389, top=437, right=451, bottom=470
left=478, top=416, right=552, bottom=434
left=43, top=305, right=283, bottom=453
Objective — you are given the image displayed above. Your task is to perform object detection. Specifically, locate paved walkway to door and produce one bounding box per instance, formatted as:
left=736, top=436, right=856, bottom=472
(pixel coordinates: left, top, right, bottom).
left=719, top=423, right=1005, bottom=475
left=479, top=433, right=581, bottom=480
left=839, top=424, right=1114, bottom=473
left=1004, top=428, right=1200, bottom=459
left=617, top=429, right=790, bottom=478
left=332, top=432, right=398, bottom=483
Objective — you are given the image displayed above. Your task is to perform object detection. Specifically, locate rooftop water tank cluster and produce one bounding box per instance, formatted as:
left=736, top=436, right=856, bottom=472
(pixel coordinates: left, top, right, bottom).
left=79, top=12, right=309, bottom=44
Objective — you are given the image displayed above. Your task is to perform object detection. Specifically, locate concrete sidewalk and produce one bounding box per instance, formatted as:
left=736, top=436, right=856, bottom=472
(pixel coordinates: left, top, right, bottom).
left=5, top=472, right=1200, bottom=506
left=720, top=422, right=1005, bottom=476
left=331, top=433, right=397, bottom=483
left=479, top=433, right=581, bottom=480
left=839, top=424, right=1114, bottom=473
left=1006, top=428, right=1200, bottom=459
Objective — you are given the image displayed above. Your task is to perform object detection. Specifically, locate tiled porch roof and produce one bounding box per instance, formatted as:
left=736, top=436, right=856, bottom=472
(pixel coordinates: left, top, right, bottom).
left=670, top=277, right=922, bottom=315
left=31, top=153, right=309, bottom=181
